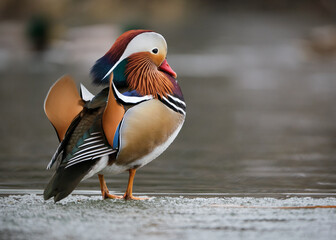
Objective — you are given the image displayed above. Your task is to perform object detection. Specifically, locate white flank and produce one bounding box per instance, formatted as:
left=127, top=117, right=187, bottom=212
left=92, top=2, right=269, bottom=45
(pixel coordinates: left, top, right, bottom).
left=83, top=155, right=109, bottom=180
left=101, top=163, right=129, bottom=175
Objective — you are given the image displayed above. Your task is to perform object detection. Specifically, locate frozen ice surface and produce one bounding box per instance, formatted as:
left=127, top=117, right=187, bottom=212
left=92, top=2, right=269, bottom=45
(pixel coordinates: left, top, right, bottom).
left=0, top=194, right=335, bottom=240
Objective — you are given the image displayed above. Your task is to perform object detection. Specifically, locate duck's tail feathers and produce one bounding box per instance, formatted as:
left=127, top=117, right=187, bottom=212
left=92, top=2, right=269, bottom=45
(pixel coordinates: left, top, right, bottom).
left=43, top=161, right=94, bottom=202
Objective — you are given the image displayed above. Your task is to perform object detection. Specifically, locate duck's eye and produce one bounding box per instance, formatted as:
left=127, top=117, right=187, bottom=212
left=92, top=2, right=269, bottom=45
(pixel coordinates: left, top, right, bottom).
left=152, top=48, right=159, bottom=54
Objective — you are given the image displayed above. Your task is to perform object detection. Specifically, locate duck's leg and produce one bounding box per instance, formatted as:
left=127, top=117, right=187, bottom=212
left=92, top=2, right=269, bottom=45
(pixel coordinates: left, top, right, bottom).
left=98, top=174, right=122, bottom=199
left=123, top=169, right=149, bottom=200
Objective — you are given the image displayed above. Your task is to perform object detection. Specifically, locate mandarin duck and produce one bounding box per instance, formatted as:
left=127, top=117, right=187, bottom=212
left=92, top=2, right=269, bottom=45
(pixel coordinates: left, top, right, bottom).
left=43, top=30, right=186, bottom=202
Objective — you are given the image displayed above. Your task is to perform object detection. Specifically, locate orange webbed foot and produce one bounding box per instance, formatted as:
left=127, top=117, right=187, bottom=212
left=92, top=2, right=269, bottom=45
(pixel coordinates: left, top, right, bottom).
left=122, top=169, right=151, bottom=200
left=123, top=193, right=150, bottom=200
left=102, top=191, right=122, bottom=200
left=98, top=174, right=122, bottom=200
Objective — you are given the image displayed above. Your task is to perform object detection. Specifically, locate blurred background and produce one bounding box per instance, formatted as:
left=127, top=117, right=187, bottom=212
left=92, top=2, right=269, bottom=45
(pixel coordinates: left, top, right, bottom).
left=0, top=0, right=336, bottom=194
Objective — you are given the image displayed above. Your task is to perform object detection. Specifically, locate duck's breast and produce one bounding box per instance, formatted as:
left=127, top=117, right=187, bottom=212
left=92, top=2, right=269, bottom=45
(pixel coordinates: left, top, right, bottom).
left=115, top=99, right=185, bottom=168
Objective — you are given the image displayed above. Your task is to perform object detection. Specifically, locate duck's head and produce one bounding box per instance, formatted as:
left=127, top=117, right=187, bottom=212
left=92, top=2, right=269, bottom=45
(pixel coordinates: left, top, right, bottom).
left=91, top=30, right=177, bottom=97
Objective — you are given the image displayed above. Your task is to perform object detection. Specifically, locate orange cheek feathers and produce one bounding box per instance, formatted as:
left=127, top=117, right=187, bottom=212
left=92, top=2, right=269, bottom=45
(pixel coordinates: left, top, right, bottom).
left=125, top=53, right=174, bottom=98
left=151, top=52, right=165, bottom=66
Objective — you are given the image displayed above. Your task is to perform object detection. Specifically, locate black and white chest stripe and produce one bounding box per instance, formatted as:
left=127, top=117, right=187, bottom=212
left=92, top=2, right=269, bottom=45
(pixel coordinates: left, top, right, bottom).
left=112, top=81, right=186, bottom=115
left=158, top=94, right=186, bottom=115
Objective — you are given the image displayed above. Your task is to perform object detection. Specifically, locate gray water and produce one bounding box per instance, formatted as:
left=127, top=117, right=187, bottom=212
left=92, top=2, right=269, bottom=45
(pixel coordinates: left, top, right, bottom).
left=1, top=10, right=336, bottom=239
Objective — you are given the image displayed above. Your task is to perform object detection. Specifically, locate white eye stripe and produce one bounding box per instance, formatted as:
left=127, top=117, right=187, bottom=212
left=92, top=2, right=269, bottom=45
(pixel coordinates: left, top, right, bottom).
left=103, top=32, right=167, bottom=80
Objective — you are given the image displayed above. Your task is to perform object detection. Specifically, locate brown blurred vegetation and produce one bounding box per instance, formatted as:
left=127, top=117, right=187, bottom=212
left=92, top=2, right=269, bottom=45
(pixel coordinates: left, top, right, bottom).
left=0, top=0, right=191, bottom=25
left=1, top=0, right=336, bottom=24
left=0, top=0, right=335, bottom=56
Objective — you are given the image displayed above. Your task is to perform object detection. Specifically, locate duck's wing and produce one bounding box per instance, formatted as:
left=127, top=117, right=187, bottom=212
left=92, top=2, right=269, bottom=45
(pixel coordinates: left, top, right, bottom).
left=44, top=75, right=126, bottom=202
left=44, top=75, right=84, bottom=141
left=44, top=105, right=119, bottom=202
left=46, top=114, right=82, bottom=170
left=101, top=74, right=126, bottom=147
left=61, top=127, right=117, bottom=169
left=44, top=125, right=118, bottom=202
